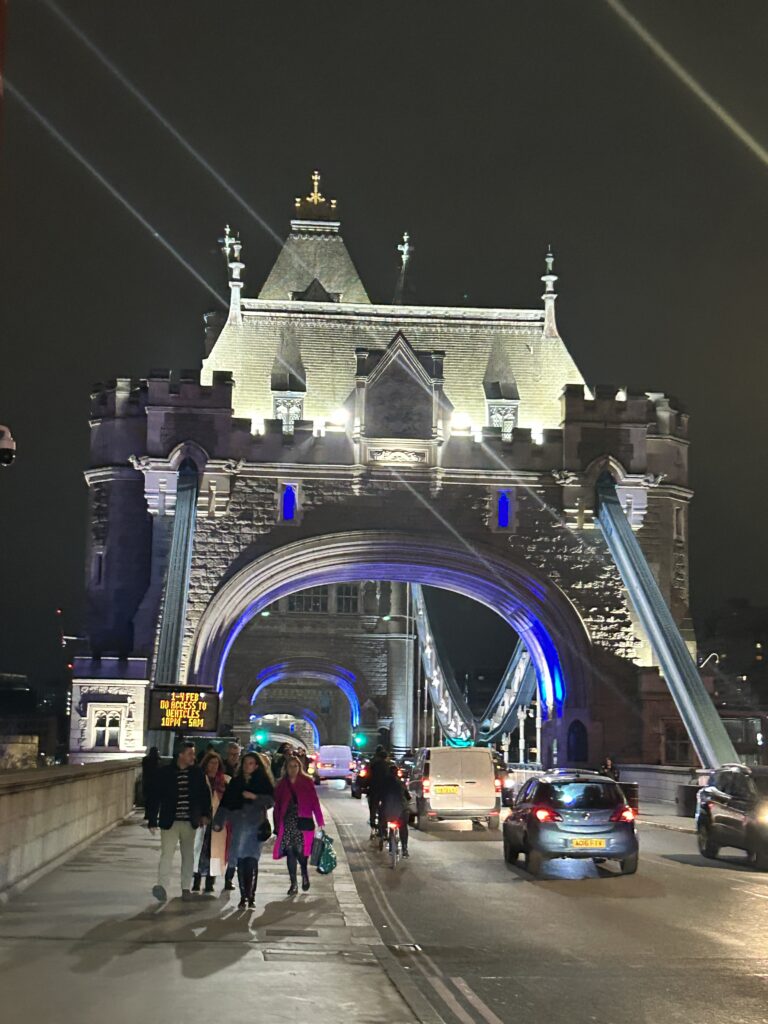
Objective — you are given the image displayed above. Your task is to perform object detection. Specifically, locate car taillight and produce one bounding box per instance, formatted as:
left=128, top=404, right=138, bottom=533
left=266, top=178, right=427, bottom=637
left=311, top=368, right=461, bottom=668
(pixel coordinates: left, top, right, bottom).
left=610, top=806, right=636, bottom=822
left=422, top=778, right=431, bottom=796
left=398, top=768, right=404, bottom=778
left=360, top=768, right=368, bottom=778
left=533, top=806, right=562, bottom=823
left=494, top=777, right=502, bottom=792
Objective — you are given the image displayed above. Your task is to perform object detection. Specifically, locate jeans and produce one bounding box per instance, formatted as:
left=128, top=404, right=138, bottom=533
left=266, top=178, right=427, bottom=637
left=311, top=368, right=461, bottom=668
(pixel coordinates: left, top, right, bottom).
left=158, top=820, right=196, bottom=893
left=237, top=857, right=259, bottom=900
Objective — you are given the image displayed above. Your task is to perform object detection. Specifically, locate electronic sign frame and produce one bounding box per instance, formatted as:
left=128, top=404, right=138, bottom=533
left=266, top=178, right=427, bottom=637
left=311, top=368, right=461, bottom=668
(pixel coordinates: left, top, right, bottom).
left=148, top=688, right=220, bottom=733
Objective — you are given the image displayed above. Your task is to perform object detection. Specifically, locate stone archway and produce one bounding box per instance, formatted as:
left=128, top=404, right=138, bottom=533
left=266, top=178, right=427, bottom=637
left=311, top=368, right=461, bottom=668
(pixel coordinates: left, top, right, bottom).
left=251, top=659, right=363, bottom=727
left=186, top=530, right=593, bottom=746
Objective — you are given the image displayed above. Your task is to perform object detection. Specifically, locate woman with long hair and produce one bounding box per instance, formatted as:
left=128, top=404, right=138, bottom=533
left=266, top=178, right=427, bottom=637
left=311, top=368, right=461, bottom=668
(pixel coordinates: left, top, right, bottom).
left=273, top=754, right=324, bottom=896
left=192, top=751, right=230, bottom=894
left=218, top=752, right=274, bottom=908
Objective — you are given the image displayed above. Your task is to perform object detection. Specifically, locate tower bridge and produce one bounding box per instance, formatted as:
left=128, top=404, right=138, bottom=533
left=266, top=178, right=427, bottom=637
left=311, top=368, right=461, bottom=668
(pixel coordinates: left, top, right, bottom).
left=71, top=172, right=736, bottom=769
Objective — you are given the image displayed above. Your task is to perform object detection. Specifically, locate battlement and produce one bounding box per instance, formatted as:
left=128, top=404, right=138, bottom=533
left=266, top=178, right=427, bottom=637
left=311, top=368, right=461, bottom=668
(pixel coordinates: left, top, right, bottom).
left=146, top=369, right=234, bottom=409
left=561, top=384, right=651, bottom=424
left=90, top=378, right=147, bottom=420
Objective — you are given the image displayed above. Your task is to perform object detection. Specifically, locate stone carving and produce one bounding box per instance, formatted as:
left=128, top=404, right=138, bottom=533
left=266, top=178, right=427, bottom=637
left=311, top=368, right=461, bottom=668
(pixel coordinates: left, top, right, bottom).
left=487, top=402, right=519, bottom=441
left=368, top=449, right=426, bottom=464
left=644, top=473, right=666, bottom=487
left=551, top=470, right=579, bottom=485
left=273, top=395, right=304, bottom=433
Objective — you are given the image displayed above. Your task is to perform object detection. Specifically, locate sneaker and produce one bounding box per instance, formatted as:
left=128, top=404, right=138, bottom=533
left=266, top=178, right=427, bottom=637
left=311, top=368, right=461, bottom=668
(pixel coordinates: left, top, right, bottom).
left=224, top=880, right=235, bottom=891
left=152, top=884, right=167, bottom=903
left=181, top=889, right=195, bottom=901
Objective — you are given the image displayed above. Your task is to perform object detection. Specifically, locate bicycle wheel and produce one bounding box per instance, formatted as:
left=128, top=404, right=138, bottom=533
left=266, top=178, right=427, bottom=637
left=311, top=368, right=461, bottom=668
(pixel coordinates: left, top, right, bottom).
left=388, top=828, right=400, bottom=869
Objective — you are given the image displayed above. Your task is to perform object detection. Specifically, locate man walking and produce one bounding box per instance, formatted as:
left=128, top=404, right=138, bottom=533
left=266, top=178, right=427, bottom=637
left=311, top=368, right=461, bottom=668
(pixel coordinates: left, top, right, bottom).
left=148, top=741, right=211, bottom=902
left=221, top=742, right=241, bottom=890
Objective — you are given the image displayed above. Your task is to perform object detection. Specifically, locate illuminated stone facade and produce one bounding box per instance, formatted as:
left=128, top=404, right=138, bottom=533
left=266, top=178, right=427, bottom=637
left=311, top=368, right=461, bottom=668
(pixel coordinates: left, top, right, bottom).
left=74, top=175, right=693, bottom=765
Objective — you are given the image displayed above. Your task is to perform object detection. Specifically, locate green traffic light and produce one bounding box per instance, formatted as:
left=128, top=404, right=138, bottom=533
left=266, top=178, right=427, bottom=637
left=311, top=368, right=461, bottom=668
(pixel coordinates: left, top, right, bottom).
left=353, top=733, right=366, bottom=747
left=255, top=730, right=268, bottom=744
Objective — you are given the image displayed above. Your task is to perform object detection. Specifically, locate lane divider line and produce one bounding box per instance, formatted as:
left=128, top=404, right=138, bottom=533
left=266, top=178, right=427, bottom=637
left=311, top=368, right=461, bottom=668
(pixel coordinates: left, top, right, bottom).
left=451, top=978, right=506, bottom=1024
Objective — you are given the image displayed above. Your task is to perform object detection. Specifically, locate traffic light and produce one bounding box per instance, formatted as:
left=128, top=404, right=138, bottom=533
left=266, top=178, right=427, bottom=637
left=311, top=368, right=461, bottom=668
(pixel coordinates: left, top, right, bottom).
left=254, top=729, right=268, bottom=745
left=353, top=733, right=366, bottom=748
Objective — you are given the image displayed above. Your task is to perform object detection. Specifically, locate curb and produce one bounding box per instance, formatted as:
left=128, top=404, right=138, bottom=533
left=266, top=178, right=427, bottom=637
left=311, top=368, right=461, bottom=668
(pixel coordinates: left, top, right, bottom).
left=638, top=818, right=696, bottom=835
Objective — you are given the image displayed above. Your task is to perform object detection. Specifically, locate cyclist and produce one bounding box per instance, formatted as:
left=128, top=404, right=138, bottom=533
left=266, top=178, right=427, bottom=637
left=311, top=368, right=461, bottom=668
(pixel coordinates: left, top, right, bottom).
left=367, top=746, right=390, bottom=837
left=377, top=763, right=412, bottom=858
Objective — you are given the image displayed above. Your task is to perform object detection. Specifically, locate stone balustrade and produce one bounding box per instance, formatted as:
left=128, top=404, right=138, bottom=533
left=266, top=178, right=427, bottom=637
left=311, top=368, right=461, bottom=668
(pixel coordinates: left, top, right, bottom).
left=0, top=758, right=140, bottom=897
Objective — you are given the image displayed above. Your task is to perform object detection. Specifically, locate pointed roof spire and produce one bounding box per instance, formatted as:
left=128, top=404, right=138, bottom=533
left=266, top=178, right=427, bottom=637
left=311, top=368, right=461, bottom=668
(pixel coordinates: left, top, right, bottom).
left=393, top=231, right=415, bottom=304
left=220, top=224, right=244, bottom=325
left=541, top=245, right=560, bottom=339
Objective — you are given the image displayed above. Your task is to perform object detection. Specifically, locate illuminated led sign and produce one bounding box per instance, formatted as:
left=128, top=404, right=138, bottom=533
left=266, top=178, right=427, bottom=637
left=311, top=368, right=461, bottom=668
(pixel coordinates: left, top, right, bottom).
left=148, top=688, right=219, bottom=732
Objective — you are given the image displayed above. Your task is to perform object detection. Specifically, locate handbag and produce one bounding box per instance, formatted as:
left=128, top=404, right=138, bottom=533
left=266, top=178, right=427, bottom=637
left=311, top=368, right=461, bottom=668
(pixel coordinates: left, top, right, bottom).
left=310, top=832, right=324, bottom=866
left=288, top=782, right=315, bottom=831
left=317, top=832, right=337, bottom=875
left=258, top=818, right=272, bottom=842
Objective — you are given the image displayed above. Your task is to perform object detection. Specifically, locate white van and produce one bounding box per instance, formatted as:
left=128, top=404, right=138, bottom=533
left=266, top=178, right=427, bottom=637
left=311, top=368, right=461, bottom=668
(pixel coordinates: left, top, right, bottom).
left=316, top=744, right=355, bottom=783
left=409, top=746, right=500, bottom=829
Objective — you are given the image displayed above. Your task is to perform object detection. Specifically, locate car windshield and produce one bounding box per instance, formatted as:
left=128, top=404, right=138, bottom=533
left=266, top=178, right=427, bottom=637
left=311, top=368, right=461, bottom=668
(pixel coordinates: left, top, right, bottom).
left=538, top=781, right=623, bottom=810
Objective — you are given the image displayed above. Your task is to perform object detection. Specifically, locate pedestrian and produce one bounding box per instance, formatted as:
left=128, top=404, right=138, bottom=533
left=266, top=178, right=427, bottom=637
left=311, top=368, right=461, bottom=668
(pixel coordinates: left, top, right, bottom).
left=273, top=754, right=324, bottom=895
left=192, top=751, right=230, bottom=895
left=367, top=745, right=390, bottom=836
left=601, top=756, right=620, bottom=781
left=271, top=741, right=292, bottom=781
left=148, top=741, right=212, bottom=903
left=197, top=742, right=216, bottom=763
left=218, top=752, right=274, bottom=908
left=221, top=742, right=241, bottom=891
left=377, top=763, right=412, bottom=858
left=141, top=746, right=161, bottom=827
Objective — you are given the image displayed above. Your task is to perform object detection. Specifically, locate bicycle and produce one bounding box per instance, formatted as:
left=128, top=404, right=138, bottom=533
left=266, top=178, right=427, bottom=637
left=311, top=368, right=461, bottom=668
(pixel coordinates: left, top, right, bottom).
left=384, top=819, right=401, bottom=869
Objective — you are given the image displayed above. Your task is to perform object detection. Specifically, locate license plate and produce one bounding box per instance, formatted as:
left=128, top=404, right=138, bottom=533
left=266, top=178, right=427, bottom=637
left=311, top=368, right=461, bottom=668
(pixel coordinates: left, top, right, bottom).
left=434, top=785, right=459, bottom=794
left=571, top=838, right=606, bottom=849
left=322, top=763, right=333, bottom=768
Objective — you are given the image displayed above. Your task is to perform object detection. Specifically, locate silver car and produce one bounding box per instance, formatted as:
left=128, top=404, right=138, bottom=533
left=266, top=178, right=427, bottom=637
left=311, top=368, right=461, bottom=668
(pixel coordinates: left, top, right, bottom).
left=503, top=771, right=639, bottom=876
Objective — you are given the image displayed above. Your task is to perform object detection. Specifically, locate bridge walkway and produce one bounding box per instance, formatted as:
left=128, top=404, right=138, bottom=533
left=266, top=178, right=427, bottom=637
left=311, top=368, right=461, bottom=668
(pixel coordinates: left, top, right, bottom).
left=0, top=805, right=421, bottom=1024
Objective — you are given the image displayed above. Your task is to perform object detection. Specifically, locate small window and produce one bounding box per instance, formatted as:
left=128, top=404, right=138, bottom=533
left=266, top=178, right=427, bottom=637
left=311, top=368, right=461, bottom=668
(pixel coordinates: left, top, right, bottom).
left=94, top=712, right=107, bottom=748
left=493, top=488, right=515, bottom=532
left=288, top=586, right=329, bottom=613
left=336, top=584, right=359, bottom=614
left=673, top=505, right=685, bottom=541
left=282, top=484, right=297, bottom=521
left=91, top=549, right=104, bottom=586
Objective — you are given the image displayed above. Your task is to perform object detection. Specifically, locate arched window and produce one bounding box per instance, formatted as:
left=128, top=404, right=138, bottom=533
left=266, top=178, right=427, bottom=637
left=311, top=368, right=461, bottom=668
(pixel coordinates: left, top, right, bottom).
left=94, top=713, right=107, bottom=748
left=567, top=719, right=589, bottom=764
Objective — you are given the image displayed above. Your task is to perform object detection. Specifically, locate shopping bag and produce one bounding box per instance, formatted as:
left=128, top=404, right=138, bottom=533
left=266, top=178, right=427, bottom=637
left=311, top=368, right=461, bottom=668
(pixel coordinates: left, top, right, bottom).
left=317, top=832, right=337, bottom=875
left=310, top=831, right=324, bottom=867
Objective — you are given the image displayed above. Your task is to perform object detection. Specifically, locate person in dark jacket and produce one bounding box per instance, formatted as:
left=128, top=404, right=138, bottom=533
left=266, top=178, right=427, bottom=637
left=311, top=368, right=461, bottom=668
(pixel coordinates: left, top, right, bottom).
left=601, top=757, right=620, bottom=781
left=217, top=752, right=274, bottom=908
left=377, top=763, right=412, bottom=857
left=367, top=746, right=390, bottom=835
left=141, top=747, right=161, bottom=826
left=148, top=742, right=212, bottom=902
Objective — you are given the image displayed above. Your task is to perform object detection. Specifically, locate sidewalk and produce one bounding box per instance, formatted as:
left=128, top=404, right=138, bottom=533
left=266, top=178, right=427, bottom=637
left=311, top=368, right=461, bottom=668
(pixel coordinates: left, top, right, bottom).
left=637, top=801, right=696, bottom=834
left=0, top=804, right=420, bottom=1024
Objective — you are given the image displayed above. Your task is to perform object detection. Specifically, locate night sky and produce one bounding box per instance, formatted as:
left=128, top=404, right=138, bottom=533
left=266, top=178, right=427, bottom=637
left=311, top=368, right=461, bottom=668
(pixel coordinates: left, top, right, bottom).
left=1, top=1, right=767, bottom=687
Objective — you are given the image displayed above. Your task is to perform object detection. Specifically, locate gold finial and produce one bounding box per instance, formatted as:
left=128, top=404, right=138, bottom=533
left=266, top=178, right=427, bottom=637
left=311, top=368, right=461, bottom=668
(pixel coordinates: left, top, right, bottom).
left=293, top=170, right=338, bottom=220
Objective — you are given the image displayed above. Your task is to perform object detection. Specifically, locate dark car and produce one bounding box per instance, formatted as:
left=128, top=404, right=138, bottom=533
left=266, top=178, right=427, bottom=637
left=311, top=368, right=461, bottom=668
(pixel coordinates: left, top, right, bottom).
left=502, top=771, right=639, bottom=877
left=696, top=764, right=768, bottom=869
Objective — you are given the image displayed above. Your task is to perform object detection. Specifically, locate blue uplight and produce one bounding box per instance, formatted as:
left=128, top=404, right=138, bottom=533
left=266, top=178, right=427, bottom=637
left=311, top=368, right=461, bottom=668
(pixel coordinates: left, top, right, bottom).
left=497, top=490, right=510, bottom=529
left=282, top=484, right=297, bottom=521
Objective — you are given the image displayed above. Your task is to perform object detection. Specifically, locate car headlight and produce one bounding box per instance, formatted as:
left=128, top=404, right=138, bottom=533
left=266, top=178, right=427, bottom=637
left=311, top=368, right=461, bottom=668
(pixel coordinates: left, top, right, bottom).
left=503, top=777, right=515, bottom=788
left=756, top=804, right=768, bottom=825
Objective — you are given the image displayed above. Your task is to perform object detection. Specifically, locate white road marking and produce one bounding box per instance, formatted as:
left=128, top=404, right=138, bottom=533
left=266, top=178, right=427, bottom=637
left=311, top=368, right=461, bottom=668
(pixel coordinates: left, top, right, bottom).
left=451, top=977, right=506, bottom=1024
left=340, top=820, right=512, bottom=1024
left=733, top=887, right=768, bottom=900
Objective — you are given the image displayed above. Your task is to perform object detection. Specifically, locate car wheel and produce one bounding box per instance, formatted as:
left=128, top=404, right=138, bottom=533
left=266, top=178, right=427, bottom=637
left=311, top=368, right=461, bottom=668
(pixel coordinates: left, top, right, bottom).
left=525, top=847, right=543, bottom=877
left=697, top=820, right=719, bottom=860
left=620, top=852, right=638, bottom=875
left=751, top=844, right=768, bottom=871
left=503, top=837, right=519, bottom=863
left=488, top=815, right=500, bottom=831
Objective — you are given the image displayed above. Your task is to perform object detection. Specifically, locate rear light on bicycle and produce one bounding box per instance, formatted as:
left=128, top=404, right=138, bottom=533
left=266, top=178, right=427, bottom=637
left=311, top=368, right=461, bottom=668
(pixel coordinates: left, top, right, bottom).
left=359, top=768, right=368, bottom=778
left=610, top=805, right=636, bottom=822
left=494, top=777, right=502, bottom=792
left=533, top=806, right=563, bottom=823
left=387, top=821, right=400, bottom=829
left=422, top=778, right=431, bottom=796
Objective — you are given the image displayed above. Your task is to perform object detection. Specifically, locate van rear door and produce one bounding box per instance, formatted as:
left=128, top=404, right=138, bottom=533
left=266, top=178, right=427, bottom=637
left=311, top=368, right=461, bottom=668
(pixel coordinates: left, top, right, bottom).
left=460, top=748, right=496, bottom=812
left=429, top=749, right=462, bottom=813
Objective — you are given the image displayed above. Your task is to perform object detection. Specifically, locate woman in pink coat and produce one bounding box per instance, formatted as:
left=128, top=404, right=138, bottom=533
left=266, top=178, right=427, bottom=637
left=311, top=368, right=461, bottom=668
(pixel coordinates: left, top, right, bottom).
left=273, top=754, right=325, bottom=895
